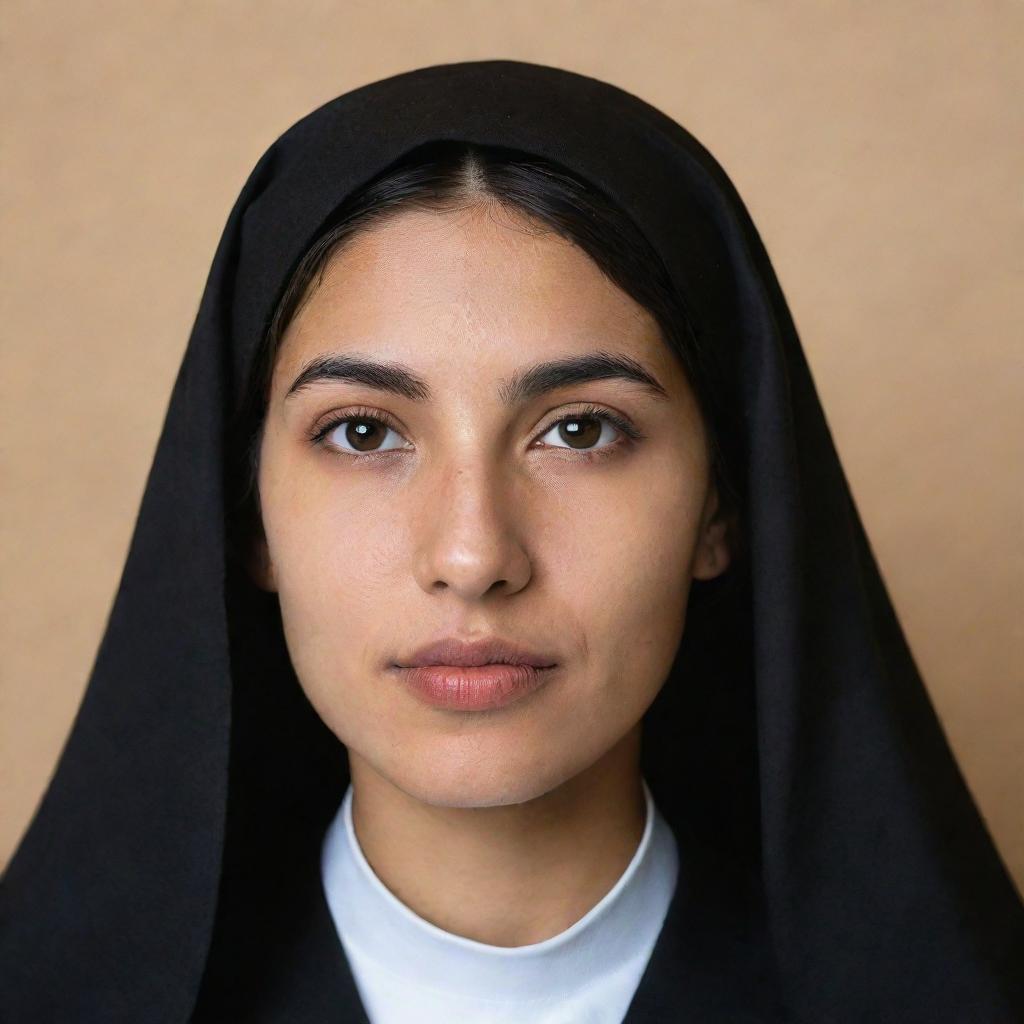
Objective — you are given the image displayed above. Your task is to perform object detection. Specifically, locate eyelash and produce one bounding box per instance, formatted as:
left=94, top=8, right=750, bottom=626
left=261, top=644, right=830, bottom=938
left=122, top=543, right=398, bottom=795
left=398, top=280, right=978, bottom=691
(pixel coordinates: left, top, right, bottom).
left=307, top=403, right=644, bottom=464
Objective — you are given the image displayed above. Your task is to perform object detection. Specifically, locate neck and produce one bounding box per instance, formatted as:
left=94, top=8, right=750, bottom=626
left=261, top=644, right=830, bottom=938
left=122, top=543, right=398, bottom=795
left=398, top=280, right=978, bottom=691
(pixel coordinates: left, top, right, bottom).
left=346, top=725, right=647, bottom=947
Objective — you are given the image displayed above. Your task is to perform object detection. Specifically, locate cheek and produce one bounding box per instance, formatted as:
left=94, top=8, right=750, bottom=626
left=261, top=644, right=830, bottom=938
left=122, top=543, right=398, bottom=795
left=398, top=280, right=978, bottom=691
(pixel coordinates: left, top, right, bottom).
left=546, top=464, right=700, bottom=699
left=271, top=480, right=395, bottom=587
left=261, top=465, right=398, bottom=699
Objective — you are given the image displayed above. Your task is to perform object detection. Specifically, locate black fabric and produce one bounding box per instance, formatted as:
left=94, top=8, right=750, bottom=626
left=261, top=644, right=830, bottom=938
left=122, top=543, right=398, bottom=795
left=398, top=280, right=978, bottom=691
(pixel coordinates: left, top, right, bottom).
left=2, top=59, right=1022, bottom=1022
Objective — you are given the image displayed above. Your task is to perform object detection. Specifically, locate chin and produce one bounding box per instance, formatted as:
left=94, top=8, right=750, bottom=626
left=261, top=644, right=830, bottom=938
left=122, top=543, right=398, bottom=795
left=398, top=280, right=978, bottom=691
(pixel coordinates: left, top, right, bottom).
left=386, top=750, right=571, bottom=810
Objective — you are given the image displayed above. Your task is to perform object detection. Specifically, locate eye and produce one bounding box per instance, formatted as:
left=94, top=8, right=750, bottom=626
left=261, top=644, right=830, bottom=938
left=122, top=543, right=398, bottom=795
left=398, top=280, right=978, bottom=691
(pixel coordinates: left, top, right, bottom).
left=312, top=407, right=410, bottom=457
left=534, top=404, right=641, bottom=457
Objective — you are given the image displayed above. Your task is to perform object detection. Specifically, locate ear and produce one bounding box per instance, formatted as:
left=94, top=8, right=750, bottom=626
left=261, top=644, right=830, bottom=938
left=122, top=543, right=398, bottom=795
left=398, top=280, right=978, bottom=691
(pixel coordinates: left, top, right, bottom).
left=691, top=483, right=732, bottom=581
left=245, top=528, right=278, bottom=593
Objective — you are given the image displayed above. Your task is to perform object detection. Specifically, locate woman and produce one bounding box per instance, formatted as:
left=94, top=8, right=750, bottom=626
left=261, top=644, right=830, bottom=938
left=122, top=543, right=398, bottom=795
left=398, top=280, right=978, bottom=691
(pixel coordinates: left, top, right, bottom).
left=2, top=60, right=1021, bottom=1023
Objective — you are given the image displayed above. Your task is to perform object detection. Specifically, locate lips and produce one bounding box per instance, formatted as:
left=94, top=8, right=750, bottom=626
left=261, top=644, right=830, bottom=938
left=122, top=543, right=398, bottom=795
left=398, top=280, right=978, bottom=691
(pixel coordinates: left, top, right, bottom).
left=391, top=636, right=560, bottom=712
left=398, top=663, right=554, bottom=711
left=395, top=636, right=558, bottom=670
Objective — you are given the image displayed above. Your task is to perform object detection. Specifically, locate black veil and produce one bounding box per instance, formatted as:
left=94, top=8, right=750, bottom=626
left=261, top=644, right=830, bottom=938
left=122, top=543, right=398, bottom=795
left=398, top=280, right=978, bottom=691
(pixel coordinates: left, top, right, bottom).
left=2, top=60, right=1021, bottom=1022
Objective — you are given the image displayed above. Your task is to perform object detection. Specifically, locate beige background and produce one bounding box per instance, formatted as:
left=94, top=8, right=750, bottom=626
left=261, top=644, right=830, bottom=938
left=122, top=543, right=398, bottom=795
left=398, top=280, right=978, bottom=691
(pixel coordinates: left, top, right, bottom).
left=2, top=2, right=1021, bottom=886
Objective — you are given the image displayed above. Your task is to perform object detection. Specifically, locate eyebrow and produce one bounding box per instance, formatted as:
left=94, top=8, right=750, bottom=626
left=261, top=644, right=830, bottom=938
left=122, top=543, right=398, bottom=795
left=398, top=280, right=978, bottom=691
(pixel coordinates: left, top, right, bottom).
left=284, top=349, right=671, bottom=406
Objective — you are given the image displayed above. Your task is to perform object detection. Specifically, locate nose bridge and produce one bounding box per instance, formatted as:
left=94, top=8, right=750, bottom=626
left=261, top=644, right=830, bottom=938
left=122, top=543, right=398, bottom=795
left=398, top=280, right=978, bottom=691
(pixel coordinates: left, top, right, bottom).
left=412, top=448, right=531, bottom=600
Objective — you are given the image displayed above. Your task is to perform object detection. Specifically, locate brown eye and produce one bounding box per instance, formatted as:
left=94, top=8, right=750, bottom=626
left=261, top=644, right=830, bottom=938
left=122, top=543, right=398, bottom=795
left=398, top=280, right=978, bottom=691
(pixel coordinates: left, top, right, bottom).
left=323, top=415, right=409, bottom=455
left=562, top=415, right=602, bottom=448
left=344, top=418, right=387, bottom=452
left=540, top=413, right=620, bottom=452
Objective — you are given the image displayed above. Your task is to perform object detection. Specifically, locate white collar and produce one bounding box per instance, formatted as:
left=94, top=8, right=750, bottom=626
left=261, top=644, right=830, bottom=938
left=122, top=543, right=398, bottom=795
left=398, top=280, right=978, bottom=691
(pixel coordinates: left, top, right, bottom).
left=321, top=776, right=679, bottom=1002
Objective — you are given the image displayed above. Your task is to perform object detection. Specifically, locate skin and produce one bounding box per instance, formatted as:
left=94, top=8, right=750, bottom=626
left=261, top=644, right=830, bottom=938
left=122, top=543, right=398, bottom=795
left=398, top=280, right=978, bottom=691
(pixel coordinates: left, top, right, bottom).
left=250, top=201, right=730, bottom=947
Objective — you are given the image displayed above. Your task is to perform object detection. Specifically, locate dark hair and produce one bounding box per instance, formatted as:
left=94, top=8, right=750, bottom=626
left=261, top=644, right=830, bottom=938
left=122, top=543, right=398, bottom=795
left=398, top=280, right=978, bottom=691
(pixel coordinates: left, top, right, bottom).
left=227, top=140, right=745, bottom=586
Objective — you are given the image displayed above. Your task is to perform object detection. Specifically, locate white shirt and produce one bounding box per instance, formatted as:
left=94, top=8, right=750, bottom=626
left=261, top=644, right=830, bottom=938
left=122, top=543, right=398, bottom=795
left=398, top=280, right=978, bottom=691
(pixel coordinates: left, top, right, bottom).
left=321, top=777, right=680, bottom=1024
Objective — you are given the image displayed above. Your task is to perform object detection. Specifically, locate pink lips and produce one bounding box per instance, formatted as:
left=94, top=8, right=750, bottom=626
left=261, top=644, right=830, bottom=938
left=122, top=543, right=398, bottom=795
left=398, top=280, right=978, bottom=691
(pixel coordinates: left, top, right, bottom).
left=393, top=636, right=558, bottom=711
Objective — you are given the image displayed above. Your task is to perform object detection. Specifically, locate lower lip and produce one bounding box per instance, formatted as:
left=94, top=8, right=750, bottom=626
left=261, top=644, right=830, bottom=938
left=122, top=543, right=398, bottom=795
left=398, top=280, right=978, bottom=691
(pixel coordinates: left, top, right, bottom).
left=395, top=663, right=556, bottom=711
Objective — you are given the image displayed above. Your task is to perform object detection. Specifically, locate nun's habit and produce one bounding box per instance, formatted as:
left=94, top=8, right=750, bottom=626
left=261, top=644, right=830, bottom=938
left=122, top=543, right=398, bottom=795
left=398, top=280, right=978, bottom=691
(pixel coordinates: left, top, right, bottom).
left=2, top=60, right=1022, bottom=1022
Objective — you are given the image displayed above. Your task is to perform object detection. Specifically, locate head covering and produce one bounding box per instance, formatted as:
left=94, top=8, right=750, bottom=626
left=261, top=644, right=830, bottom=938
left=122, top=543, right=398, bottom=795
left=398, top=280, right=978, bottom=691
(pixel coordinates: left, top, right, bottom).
left=2, top=59, right=1021, bottom=1023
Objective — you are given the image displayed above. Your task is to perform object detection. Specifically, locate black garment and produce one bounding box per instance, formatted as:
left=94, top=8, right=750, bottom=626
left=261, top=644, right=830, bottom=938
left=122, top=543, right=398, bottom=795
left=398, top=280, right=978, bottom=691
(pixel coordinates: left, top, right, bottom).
left=2, top=59, right=1022, bottom=1022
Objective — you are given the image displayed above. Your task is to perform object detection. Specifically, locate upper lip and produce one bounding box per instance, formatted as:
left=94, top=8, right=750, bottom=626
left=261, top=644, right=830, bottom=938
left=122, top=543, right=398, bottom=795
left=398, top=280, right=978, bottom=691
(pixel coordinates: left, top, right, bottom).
left=395, top=636, right=558, bottom=669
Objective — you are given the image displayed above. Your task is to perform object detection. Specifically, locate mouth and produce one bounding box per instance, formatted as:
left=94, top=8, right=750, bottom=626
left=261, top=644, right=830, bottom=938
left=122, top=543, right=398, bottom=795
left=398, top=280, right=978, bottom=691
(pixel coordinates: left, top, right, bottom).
left=391, top=634, right=559, bottom=711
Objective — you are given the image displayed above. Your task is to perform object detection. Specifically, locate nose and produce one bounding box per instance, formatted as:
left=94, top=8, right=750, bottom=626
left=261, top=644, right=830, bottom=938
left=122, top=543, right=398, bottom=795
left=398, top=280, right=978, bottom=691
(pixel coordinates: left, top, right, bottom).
left=412, top=458, right=532, bottom=601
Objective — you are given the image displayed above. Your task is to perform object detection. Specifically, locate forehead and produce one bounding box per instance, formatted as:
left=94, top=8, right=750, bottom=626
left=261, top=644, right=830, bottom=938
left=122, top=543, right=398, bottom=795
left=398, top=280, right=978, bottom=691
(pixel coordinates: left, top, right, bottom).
left=277, top=206, right=666, bottom=360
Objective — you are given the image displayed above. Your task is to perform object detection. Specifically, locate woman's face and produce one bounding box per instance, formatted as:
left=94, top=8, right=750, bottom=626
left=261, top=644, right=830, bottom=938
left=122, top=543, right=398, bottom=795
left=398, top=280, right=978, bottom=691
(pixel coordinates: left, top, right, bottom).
left=254, top=203, right=730, bottom=808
